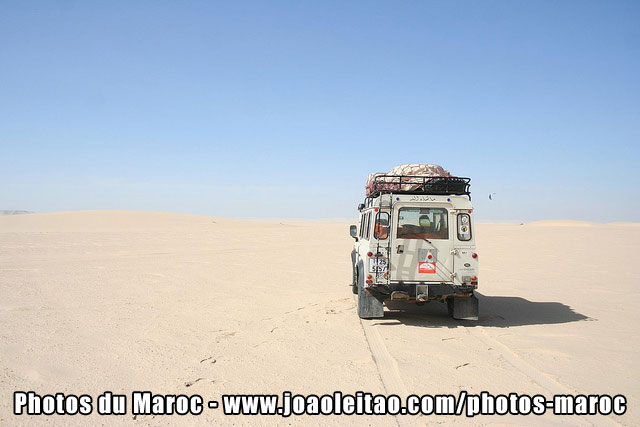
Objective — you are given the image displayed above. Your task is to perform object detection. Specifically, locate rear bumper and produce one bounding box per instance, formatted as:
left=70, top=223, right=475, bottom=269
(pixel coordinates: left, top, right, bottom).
left=368, top=282, right=474, bottom=301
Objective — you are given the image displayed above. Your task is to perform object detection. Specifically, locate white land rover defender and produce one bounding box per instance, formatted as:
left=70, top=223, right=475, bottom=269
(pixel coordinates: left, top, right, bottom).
left=349, top=172, right=479, bottom=320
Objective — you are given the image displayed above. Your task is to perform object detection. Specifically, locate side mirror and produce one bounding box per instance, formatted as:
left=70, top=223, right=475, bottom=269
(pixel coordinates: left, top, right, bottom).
left=358, top=203, right=365, bottom=211
left=349, top=225, right=358, bottom=240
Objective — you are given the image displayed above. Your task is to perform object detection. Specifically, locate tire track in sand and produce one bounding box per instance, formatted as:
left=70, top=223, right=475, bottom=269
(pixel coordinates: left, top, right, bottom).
left=467, top=327, right=620, bottom=427
left=355, top=296, right=414, bottom=427
left=354, top=295, right=619, bottom=427
left=356, top=299, right=619, bottom=427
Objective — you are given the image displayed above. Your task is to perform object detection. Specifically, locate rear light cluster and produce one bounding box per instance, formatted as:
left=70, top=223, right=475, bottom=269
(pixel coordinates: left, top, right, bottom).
left=365, top=250, right=388, bottom=285
left=471, top=275, right=478, bottom=288
left=471, top=253, right=478, bottom=287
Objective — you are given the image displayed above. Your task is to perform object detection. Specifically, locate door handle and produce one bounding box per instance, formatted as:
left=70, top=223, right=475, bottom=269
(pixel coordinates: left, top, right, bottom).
left=397, top=245, right=404, bottom=254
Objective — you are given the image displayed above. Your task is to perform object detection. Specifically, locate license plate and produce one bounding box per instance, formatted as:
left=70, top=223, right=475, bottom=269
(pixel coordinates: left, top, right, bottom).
left=369, top=258, right=388, bottom=273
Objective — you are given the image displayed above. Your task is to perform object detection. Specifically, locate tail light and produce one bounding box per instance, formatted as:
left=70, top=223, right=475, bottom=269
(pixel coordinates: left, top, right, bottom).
left=472, top=253, right=478, bottom=259
left=366, top=279, right=373, bottom=284
left=367, top=252, right=373, bottom=257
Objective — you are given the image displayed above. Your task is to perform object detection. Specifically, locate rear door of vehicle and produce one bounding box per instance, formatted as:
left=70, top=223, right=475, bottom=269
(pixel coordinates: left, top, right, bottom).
left=389, top=204, right=454, bottom=282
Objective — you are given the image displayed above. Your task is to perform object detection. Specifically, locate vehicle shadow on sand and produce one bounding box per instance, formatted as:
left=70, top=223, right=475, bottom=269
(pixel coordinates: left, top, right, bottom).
left=378, top=293, right=590, bottom=328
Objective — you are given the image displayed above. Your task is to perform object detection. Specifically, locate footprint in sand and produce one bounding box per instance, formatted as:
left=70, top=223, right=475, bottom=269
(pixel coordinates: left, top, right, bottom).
left=185, top=378, right=205, bottom=387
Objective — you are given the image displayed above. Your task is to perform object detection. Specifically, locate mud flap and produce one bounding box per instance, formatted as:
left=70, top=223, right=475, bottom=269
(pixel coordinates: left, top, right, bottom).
left=356, top=263, right=384, bottom=319
left=450, top=294, right=479, bottom=320
left=358, top=285, right=384, bottom=318
left=351, top=250, right=358, bottom=295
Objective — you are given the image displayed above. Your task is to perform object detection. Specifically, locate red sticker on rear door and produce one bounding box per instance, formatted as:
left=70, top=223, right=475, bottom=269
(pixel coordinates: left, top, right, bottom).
left=418, top=262, right=436, bottom=273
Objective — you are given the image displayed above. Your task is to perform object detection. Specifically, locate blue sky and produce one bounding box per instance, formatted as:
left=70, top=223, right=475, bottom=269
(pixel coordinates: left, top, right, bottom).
left=1, top=1, right=639, bottom=221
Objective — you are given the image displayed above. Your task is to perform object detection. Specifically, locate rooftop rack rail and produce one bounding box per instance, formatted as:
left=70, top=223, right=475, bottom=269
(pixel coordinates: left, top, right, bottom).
left=369, top=175, right=471, bottom=198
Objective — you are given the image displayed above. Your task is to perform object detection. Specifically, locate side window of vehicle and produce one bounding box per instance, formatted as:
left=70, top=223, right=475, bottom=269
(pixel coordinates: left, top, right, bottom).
left=365, top=212, right=371, bottom=240
left=457, top=213, right=472, bottom=241
left=359, top=214, right=365, bottom=239
left=374, top=212, right=389, bottom=240
left=361, top=212, right=368, bottom=241
left=362, top=212, right=368, bottom=240
left=362, top=212, right=371, bottom=240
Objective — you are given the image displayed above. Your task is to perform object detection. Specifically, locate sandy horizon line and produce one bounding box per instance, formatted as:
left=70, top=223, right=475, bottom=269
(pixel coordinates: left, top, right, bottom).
left=1, top=209, right=638, bottom=227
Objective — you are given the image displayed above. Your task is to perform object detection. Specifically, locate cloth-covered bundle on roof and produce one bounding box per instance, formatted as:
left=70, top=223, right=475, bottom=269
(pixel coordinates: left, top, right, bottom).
left=365, top=164, right=451, bottom=196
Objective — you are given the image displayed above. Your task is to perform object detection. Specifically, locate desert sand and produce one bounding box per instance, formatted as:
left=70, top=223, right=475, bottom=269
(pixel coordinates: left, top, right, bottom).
left=1, top=211, right=639, bottom=426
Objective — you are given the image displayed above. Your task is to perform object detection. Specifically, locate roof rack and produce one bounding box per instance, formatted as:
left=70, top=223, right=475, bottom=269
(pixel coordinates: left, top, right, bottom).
left=368, top=175, right=471, bottom=198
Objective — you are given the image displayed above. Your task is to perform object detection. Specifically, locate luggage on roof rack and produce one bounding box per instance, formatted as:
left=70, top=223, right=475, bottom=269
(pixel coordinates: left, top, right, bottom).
left=367, top=175, right=470, bottom=197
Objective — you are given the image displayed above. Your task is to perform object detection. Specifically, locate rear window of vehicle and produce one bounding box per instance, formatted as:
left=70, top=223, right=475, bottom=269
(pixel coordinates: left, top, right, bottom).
left=397, top=207, right=449, bottom=239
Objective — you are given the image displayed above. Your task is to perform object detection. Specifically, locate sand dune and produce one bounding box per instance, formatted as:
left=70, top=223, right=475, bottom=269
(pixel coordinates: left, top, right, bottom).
left=0, top=210, right=32, bottom=216
left=1, top=211, right=638, bottom=426
left=526, top=220, right=599, bottom=227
